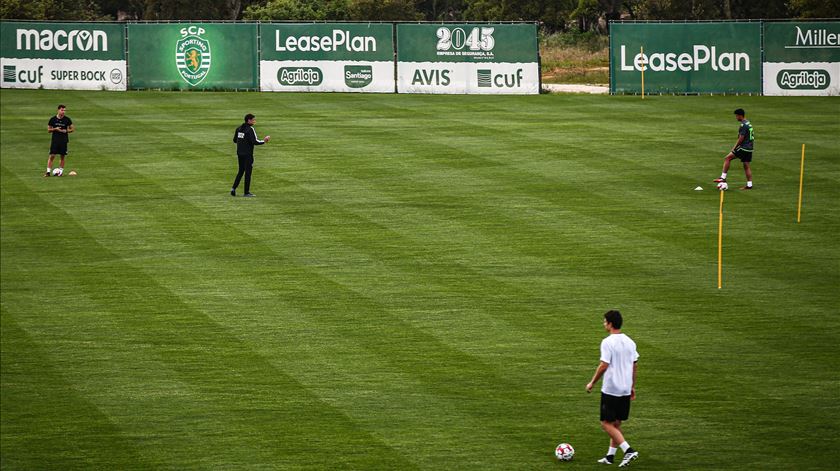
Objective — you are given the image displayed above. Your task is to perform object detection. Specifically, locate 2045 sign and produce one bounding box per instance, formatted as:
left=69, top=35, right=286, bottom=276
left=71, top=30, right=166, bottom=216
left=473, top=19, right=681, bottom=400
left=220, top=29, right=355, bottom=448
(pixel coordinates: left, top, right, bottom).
left=436, top=27, right=495, bottom=52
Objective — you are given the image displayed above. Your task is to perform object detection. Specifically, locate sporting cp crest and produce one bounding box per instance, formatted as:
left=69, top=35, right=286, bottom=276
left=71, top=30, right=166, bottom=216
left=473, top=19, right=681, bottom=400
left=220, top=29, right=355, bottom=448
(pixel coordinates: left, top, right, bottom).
left=176, top=32, right=211, bottom=86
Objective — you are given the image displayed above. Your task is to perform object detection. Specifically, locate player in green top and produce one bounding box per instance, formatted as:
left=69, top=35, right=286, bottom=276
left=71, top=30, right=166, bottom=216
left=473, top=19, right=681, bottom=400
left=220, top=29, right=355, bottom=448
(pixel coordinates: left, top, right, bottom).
left=714, top=108, right=754, bottom=190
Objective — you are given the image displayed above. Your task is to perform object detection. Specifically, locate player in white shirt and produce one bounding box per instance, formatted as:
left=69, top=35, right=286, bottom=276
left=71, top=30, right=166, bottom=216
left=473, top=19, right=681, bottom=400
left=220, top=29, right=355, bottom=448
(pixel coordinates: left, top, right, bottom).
left=586, top=310, right=640, bottom=467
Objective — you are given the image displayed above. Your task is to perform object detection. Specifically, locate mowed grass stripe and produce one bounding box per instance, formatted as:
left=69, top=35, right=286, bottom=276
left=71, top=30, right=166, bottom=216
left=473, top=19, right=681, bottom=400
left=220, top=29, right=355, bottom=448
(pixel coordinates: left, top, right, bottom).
left=6, top=157, right=567, bottom=466
left=1, top=172, right=418, bottom=469
left=1, top=311, right=153, bottom=470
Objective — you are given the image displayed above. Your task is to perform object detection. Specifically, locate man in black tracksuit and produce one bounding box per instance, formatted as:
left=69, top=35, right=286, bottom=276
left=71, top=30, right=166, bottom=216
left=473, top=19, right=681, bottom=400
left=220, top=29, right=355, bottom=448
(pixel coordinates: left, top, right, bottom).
left=231, top=113, right=270, bottom=197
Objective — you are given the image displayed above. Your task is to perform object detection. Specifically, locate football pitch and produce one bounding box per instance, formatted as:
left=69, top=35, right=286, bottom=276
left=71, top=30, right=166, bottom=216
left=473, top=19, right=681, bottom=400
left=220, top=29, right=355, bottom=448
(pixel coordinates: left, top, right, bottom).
left=1, top=89, right=838, bottom=469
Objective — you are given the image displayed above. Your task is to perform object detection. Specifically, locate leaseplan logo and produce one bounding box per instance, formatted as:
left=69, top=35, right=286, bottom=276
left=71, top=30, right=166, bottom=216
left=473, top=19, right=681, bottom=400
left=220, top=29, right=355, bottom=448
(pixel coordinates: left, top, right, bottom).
left=777, top=69, right=830, bottom=90
left=344, top=65, right=372, bottom=88
left=176, top=26, right=211, bottom=86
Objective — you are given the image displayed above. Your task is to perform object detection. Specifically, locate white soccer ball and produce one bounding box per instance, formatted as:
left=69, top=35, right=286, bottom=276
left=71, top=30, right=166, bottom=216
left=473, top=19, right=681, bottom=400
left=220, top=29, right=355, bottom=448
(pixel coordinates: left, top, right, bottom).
left=555, top=442, right=575, bottom=461
left=717, top=182, right=728, bottom=191
left=52, top=168, right=63, bottom=177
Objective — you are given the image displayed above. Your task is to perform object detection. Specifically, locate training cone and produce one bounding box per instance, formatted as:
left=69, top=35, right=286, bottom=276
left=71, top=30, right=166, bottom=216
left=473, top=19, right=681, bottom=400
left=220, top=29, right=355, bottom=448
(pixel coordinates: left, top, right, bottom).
left=694, top=186, right=703, bottom=191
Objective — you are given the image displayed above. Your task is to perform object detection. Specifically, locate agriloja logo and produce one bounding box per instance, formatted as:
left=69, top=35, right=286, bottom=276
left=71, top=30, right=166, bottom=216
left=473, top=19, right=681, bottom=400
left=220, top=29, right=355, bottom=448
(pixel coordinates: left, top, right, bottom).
left=176, top=26, right=211, bottom=86
left=16, top=28, right=108, bottom=52
left=277, top=67, right=323, bottom=86
left=619, top=45, right=751, bottom=72
left=777, top=69, right=830, bottom=90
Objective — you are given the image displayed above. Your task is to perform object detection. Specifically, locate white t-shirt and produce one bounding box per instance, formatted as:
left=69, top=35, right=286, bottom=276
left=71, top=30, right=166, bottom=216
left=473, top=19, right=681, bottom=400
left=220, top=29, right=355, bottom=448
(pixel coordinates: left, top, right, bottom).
left=600, top=333, right=639, bottom=397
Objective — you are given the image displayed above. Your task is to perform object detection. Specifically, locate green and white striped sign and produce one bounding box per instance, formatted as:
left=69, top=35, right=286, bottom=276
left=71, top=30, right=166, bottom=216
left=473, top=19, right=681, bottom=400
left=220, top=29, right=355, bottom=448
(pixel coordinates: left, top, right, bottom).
left=260, top=23, right=394, bottom=93
left=763, top=21, right=840, bottom=96
left=0, top=22, right=126, bottom=90
left=396, top=24, right=539, bottom=95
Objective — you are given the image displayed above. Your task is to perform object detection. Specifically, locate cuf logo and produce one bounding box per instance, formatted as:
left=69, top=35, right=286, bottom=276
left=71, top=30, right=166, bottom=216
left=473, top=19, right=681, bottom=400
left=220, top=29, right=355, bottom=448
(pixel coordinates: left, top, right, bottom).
left=176, top=26, right=211, bottom=86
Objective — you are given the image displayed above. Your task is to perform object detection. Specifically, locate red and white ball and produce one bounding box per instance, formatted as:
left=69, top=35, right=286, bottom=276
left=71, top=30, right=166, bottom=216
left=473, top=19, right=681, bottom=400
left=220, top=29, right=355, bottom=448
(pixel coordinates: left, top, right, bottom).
left=555, top=442, right=575, bottom=461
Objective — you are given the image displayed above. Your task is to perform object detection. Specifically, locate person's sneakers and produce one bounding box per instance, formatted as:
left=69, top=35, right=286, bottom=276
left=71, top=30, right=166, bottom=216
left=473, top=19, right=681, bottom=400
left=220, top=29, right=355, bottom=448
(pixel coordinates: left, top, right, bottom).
left=713, top=178, right=727, bottom=183
left=597, top=454, right=615, bottom=464
left=44, top=170, right=51, bottom=177
left=618, top=450, right=638, bottom=467
left=244, top=193, right=256, bottom=197
left=230, top=189, right=236, bottom=196
left=740, top=185, right=753, bottom=190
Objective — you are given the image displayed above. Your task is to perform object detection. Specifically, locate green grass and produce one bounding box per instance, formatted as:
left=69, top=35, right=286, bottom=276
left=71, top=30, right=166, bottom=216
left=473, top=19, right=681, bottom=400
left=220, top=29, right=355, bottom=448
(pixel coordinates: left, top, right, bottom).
left=2, top=89, right=839, bottom=470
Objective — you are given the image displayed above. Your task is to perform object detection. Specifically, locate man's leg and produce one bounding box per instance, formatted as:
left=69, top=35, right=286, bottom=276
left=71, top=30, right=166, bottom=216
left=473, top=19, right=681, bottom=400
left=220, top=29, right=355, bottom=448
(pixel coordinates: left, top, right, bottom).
left=602, top=420, right=626, bottom=446
left=716, top=154, right=735, bottom=182
left=232, top=156, right=246, bottom=194
left=604, top=420, right=638, bottom=467
left=598, top=420, right=621, bottom=464
left=742, top=162, right=753, bottom=189
left=46, top=154, right=55, bottom=175
left=243, top=155, right=253, bottom=195
left=59, top=155, right=66, bottom=169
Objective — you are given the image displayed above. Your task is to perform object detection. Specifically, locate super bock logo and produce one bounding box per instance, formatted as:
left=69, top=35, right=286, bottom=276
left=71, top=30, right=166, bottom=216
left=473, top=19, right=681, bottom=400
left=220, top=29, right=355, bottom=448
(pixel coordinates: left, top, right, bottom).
left=176, top=26, right=211, bottom=86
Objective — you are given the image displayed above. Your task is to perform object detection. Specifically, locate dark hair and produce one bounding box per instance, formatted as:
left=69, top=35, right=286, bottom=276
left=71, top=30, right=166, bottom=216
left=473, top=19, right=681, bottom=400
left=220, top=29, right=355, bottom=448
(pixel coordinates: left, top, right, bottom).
left=604, top=310, right=623, bottom=329
left=57, top=104, right=66, bottom=110
left=734, top=108, right=745, bottom=116
left=244, top=113, right=255, bottom=122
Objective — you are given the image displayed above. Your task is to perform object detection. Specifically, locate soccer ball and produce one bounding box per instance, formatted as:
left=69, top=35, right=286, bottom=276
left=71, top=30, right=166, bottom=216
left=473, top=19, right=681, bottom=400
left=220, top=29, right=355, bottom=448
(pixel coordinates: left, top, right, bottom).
left=555, top=443, right=575, bottom=461
left=717, top=181, right=728, bottom=191
left=52, top=168, right=63, bottom=177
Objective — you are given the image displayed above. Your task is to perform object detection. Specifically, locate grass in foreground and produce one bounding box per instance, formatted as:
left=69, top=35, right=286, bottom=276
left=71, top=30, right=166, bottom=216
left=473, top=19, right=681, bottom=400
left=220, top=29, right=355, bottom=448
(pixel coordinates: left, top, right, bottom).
left=2, top=90, right=839, bottom=469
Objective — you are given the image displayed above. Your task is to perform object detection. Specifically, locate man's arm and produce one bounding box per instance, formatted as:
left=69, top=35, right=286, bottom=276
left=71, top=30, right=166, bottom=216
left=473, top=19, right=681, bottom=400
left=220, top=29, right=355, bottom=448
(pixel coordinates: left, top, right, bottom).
left=631, top=361, right=637, bottom=400
left=250, top=127, right=265, bottom=145
left=733, top=130, right=745, bottom=150
left=586, top=361, right=609, bottom=393
left=67, top=123, right=74, bottom=134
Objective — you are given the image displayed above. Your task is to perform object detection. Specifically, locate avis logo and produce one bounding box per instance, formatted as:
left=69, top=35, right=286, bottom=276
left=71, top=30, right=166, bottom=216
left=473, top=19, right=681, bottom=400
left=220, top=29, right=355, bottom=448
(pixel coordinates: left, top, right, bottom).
left=176, top=26, right=211, bottom=86
left=477, top=69, right=524, bottom=88
left=411, top=69, right=450, bottom=86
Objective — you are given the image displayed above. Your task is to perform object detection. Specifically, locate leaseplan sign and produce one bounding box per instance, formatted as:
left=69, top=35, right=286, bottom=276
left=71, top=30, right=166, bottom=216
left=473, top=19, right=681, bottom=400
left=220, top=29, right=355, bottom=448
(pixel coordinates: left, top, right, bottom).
left=0, top=22, right=126, bottom=90
left=763, top=21, right=840, bottom=96
left=260, top=23, right=394, bottom=93
left=610, top=22, right=761, bottom=94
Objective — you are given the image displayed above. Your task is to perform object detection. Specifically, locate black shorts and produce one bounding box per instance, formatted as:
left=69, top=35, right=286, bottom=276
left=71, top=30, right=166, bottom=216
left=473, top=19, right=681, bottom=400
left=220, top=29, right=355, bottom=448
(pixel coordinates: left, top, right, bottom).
left=50, top=142, right=68, bottom=155
left=600, top=393, right=631, bottom=422
left=733, top=148, right=753, bottom=162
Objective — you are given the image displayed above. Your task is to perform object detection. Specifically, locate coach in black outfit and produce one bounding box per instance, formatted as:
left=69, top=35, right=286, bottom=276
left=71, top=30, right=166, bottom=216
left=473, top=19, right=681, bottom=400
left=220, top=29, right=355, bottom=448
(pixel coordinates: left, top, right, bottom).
left=231, top=113, right=270, bottom=197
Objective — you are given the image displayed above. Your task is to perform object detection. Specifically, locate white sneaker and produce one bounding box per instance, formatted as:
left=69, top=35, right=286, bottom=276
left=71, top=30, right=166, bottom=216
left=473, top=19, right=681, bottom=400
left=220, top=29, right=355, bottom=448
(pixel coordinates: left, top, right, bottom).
left=618, top=451, right=638, bottom=467
left=597, top=455, right=615, bottom=464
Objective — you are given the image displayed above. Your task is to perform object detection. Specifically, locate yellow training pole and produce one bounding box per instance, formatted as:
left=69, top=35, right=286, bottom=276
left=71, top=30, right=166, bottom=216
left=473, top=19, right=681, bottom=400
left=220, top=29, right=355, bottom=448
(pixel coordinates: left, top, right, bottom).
left=718, top=190, right=725, bottom=289
left=640, top=46, right=645, bottom=99
left=797, top=144, right=806, bottom=223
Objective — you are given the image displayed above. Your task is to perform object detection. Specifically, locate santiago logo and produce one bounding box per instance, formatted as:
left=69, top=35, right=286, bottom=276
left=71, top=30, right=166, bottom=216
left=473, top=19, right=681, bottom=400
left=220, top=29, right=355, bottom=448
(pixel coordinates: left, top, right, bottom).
left=344, top=65, right=373, bottom=88
left=176, top=26, right=211, bottom=86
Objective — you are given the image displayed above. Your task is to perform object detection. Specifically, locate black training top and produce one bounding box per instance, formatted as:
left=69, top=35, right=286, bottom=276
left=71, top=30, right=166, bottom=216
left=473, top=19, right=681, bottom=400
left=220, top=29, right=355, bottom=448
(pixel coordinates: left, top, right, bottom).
left=738, top=119, right=754, bottom=150
left=233, top=123, right=265, bottom=156
left=49, top=115, right=72, bottom=144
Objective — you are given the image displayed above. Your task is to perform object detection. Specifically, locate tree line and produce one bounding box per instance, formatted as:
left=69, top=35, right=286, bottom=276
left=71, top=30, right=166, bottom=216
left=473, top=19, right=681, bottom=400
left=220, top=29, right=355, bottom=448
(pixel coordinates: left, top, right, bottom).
left=2, top=0, right=837, bottom=33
